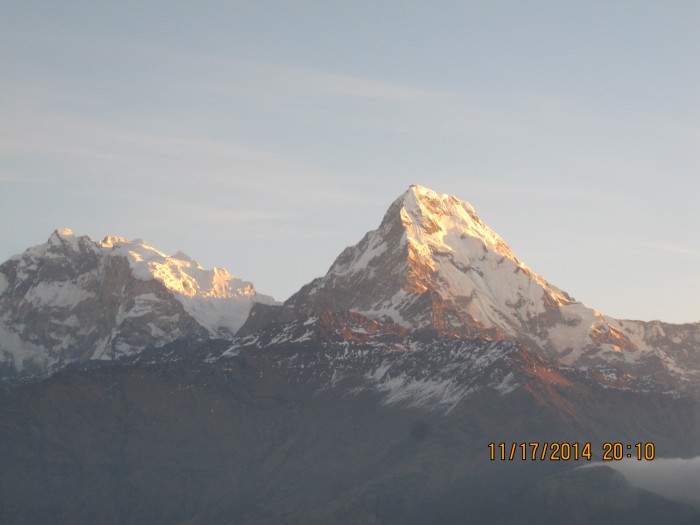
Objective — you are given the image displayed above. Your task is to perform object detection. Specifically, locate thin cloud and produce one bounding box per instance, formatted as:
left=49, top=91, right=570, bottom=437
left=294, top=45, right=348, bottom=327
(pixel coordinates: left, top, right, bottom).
left=170, top=52, right=451, bottom=102
left=4, top=28, right=448, bottom=104
left=152, top=200, right=296, bottom=225
left=0, top=174, right=43, bottom=183
left=253, top=63, right=449, bottom=101
left=0, top=104, right=269, bottom=164
left=115, top=133, right=268, bottom=161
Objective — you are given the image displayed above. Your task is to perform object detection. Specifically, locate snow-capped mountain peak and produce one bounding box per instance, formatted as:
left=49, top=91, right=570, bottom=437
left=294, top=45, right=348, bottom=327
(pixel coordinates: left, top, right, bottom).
left=288, top=185, right=573, bottom=332
left=399, top=185, right=571, bottom=306
left=0, top=229, right=277, bottom=376
left=402, top=185, right=514, bottom=260
left=23, top=228, right=93, bottom=260
left=95, top=234, right=260, bottom=301
left=284, top=185, right=690, bottom=372
left=48, top=227, right=78, bottom=246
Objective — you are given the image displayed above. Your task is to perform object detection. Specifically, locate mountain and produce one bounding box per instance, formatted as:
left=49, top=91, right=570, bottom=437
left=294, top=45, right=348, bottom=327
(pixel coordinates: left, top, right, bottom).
left=0, top=228, right=276, bottom=377
left=4, top=187, right=697, bottom=390
left=2, top=334, right=699, bottom=524
left=286, top=184, right=576, bottom=338
left=279, top=185, right=700, bottom=395
left=1, top=186, right=699, bottom=523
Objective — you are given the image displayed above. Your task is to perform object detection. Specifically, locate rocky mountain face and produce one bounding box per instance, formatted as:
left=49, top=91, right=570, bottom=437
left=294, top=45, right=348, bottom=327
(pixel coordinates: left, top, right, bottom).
left=0, top=228, right=276, bottom=377
left=232, top=312, right=675, bottom=415
left=1, top=186, right=699, bottom=523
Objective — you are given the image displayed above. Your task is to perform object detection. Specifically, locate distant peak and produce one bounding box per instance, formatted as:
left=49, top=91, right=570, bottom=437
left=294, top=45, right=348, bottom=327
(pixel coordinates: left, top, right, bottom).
left=54, top=227, right=74, bottom=237
left=404, top=185, right=475, bottom=209
left=172, top=250, right=192, bottom=261
left=400, top=185, right=479, bottom=224
left=99, top=236, right=151, bottom=249
left=48, top=227, right=79, bottom=249
left=388, top=186, right=525, bottom=272
left=100, top=235, right=129, bottom=247
left=171, top=251, right=200, bottom=266
left=405, top=184, right=441, bottom=202
left=407, top=184, right=440, bottom=197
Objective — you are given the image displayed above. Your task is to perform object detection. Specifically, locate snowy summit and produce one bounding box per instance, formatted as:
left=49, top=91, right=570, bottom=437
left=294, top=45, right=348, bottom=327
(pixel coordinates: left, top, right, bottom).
left=0, top=229, right=276, bottom=374
left=286, top=185, right=699, bottom=375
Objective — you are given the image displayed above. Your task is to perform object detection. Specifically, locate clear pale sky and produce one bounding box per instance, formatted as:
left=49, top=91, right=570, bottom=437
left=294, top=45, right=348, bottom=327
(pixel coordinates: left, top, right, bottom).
left=1, top=1, right=698, bottom=323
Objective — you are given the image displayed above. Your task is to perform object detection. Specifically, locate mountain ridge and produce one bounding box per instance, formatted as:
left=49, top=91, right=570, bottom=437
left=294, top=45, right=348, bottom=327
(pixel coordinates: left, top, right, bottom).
left=1, top=186, right=699, bottom=391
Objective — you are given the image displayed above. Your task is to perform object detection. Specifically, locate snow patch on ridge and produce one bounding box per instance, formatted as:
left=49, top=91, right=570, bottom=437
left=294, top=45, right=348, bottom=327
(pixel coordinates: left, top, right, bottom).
left=0, top=322, right=60, bottom=372
left=369, top=367, right=472, bottom=413
left=24, top=281, right=96, bottom=308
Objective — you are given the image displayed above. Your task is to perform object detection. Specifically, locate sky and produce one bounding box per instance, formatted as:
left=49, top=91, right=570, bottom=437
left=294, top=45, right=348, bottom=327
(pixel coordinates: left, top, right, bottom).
left=1, top=1, right=699, bottom=323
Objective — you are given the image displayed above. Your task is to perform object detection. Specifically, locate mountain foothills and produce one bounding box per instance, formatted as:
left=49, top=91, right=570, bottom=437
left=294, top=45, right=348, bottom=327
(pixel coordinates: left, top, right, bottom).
left=1, top=185, right=700, bottom=524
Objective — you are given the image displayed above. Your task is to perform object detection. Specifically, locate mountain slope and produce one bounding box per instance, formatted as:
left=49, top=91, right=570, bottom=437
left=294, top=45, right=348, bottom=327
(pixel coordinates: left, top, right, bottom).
left=2, top=335, right=699, bottom=524
left=0, top=228, right=276, bottom=377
